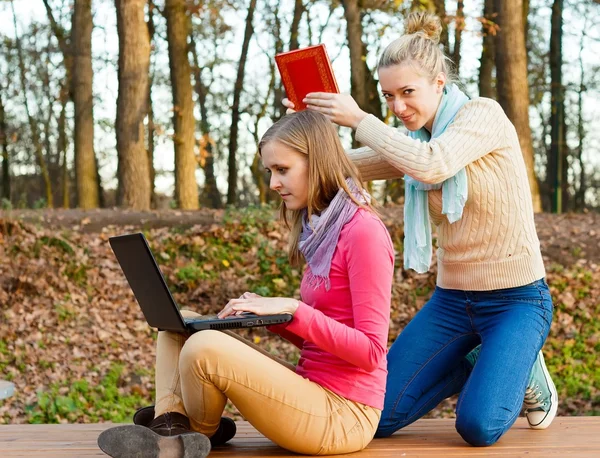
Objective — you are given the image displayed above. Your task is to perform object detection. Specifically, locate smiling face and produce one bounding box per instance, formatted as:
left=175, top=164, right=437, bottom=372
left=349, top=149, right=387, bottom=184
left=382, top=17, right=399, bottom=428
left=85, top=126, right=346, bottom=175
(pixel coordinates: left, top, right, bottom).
left=261, top=140, right=309, bottom=211
left=378, top=63, right=446, bottom=132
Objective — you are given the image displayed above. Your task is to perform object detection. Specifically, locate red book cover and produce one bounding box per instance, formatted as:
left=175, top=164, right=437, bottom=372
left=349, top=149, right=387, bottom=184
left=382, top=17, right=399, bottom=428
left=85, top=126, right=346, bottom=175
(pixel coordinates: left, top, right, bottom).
left=275, top=44, right=339, bottom=111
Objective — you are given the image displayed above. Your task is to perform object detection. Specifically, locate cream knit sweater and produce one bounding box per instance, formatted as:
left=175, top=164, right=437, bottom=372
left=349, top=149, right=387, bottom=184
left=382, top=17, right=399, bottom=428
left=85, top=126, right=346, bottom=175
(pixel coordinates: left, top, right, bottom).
left=348, top=97, right=546, bottom=291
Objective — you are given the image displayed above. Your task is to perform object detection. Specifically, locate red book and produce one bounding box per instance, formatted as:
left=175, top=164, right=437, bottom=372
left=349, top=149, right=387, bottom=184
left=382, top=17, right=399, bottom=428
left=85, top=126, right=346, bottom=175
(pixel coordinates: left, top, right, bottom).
left=275, top=44, right=339, bottom=111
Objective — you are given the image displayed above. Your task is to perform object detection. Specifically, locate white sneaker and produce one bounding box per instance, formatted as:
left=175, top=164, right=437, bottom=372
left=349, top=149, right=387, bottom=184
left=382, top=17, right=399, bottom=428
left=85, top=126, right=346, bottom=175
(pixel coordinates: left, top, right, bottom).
left=523, top=350, right=558, bottom=429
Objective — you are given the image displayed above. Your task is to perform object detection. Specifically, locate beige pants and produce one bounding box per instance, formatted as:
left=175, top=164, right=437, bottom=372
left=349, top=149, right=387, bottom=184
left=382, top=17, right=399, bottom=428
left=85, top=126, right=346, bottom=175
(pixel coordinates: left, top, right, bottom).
left=154, top=311, right=381, bottom=455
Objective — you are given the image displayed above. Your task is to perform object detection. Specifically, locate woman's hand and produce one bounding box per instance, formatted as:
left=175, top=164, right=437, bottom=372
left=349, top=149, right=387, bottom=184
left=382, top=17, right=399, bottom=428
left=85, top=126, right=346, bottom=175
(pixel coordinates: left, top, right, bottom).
left=218, top=292, right=299, bottom=318
left=282, top=98, right=296, bottom=114
left=303, top=92, right=368, bottom=129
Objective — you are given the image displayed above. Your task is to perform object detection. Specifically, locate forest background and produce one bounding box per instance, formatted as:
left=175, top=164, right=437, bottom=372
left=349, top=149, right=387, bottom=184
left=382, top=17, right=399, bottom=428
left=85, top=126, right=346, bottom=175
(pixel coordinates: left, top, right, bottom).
left=0, top=0, right=599, bottom=424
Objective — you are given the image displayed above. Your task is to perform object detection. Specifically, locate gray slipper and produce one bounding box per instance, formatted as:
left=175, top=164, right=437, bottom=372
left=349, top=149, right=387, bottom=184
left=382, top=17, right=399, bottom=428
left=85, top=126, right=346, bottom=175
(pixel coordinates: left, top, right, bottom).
left=97, top=425, right=211, bottom=458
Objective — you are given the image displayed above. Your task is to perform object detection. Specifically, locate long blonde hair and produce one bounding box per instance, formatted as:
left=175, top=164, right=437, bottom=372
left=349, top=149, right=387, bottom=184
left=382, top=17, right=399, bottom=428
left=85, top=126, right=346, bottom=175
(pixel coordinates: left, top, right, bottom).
left=259, top=111, right=372, bottom=265
left=378, top=11, right=457, bottom=84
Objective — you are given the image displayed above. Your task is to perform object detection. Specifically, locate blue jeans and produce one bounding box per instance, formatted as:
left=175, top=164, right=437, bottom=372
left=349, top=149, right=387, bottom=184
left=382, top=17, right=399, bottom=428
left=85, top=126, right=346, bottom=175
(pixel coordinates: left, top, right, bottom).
left=377, top=279, right=553, bottom=446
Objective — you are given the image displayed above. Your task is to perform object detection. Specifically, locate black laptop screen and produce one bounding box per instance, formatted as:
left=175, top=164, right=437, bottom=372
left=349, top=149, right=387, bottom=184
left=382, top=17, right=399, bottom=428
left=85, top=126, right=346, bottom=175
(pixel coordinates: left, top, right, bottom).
left=109, top=233, right=187, bottom=332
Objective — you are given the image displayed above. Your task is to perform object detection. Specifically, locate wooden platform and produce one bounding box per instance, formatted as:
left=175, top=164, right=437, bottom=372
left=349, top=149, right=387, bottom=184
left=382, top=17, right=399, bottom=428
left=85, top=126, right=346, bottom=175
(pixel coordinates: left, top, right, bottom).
left=1, top=417, right=599, bottom=457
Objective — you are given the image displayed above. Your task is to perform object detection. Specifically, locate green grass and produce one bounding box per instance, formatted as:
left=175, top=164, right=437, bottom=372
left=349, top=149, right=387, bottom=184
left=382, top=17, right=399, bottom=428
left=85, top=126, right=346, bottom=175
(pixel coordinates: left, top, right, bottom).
left=545, top=265, right=600, bottom=415
left=33, top=236, right=75, bottom=257
left=55, top=302, right=77, bottom=322
left=0, top=339, right=12, bottom=373
left=25, top=364, right=152, bottom=424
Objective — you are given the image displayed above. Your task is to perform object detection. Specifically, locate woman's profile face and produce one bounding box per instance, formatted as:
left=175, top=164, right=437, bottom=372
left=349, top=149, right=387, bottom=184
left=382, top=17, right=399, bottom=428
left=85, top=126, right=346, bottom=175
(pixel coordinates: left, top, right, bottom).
left=261, top=140, right=309, bottom=211
left=378, top=63, right=445, bottom=132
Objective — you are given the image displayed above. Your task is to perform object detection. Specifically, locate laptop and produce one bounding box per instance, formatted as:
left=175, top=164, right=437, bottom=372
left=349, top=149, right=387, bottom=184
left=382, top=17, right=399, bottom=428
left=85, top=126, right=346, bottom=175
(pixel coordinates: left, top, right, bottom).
left=109, top=233, right=293, bottom=333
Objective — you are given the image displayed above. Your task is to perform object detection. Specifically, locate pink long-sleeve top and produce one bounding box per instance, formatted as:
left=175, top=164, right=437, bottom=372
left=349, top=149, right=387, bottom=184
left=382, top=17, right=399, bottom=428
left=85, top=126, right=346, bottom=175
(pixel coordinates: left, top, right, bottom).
left=268, top=208, right=394, bottom=410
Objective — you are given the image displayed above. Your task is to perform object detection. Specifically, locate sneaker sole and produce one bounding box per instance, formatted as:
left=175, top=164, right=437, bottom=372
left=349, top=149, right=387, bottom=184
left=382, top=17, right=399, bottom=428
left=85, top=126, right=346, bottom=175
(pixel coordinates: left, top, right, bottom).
left=529, top=352, right=558, bottom=430
left=97, top=425, right=211, bottom=458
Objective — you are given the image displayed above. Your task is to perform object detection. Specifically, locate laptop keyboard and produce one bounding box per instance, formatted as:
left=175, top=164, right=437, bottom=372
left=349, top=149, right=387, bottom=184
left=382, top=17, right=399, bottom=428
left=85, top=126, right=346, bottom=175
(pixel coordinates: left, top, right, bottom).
left=184, top=313, right=255, bottom=323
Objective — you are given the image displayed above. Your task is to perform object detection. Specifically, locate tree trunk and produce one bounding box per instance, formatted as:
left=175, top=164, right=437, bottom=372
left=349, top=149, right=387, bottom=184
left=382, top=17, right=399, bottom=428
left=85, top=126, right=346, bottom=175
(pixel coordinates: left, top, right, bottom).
left=271, top=4, right=286, bottom=122
left=45, top=0, right=100, bottom=207
left=341, top=0, right=382, bottom=121
left=41, top=47, right=57, bottom=177
left=43, top=85, right=56, bottom=202
left=189, top=35, right=222, bottom=209
left=575, top=20, right=587, bottom=211
left=11, top=0, right=53, bottom=207
left=494, top=0, right=541, bottom=212
left=273, top=0, right=303, bottom=122
left=250, top=60, right=277, bottom=204
left=227, top=0, right=257, bottom=206
left=289, top=0, right=303, bottom=51
left=0, top=91, right=9, bottom=202
left=548, top=0, right=565, bottom=213
left=147, top=76, right=156, bottom=207
left=72, top=0, right=99, bottom=208
left=165, top=0, right=199, bottom=209
left=147, top=0, right=156, bottom=207
left=95, top=154, right=106, bottom=208
left=57, top=82, right=70, bottom=208
left=433, top=0, right=450, bottom=56
left=115, top=0, right=151, bottom=210
left=478, top=0, right=496, bottom=99
left=269, top=0, right=304, bottom=125
left=523, top=0, right=530, bottom=57
left=44, top=0, right=74, bottom=208
left=250, top=153, right=267, bottom=204
left=560, top=115, right=569, bottom=212
left=452, top=1, right=464, bottom=77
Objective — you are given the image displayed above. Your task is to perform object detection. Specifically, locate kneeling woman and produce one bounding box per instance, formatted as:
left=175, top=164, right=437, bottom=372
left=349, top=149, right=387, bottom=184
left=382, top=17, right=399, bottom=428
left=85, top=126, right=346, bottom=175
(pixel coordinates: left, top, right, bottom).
left=98, top=110, right=395, bottom=457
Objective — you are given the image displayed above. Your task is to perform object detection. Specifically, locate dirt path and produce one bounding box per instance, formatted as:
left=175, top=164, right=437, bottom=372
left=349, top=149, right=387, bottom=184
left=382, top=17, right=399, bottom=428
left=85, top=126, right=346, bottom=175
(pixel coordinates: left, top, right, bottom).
left=1, top=207, right=599, bottom=265
left=0, top=208, right=223, bottom=233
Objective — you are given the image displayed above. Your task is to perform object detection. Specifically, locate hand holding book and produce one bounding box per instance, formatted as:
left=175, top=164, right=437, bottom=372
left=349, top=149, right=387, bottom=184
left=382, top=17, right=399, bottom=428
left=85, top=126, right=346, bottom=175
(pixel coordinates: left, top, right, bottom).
left=276, top=44, right=367, bottom=129
left=302, top=92, right=368, bottom=129
left=283, top=92, right=367, bottom=129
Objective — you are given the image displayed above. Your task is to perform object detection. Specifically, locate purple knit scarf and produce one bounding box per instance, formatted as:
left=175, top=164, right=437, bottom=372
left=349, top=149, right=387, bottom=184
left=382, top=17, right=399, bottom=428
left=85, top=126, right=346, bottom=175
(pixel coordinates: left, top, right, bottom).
left=299, top=178, right=369, bottom=290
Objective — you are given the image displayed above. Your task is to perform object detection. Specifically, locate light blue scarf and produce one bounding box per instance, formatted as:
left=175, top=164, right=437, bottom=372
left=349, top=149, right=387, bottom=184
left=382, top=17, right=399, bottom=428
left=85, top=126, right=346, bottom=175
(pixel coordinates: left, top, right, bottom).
left=404, top=84, right=469, bottom=273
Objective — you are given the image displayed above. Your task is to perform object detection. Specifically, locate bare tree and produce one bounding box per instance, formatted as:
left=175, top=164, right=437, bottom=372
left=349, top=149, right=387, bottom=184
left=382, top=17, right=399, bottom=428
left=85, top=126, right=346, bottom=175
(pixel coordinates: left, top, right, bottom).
left=190, top=34, right=222, bottom=208
left=165, top=0, right=199, bottom=209
left=272, top=0, right=304, bottom=122
left=249, top=66, right=276, bottom=204
left=72, top=0, right=99, bottom=208
left=57, top=80, right=69, bottom=208
left=341, top=0, right=382, bottom=121
left=147, top=0, right=157, bottom=207
left=39, top=41, right=59, bottom=199
left=227, top=0, right=257, bottom=206
left=115, top=0, right=151, bottom=209
left=44, top=0, right=104, bottom=208
left=574, top=15, right=588, bottom=211
left=494, top=0, right=542, bottom=212
left=289, top=0, right=304, bottom=51
left=433, top=0, right=449, bottom=55
left=479, top=0, right=496, bottom=99
left=0, top=90, right=9, bottom=202
left=452, top=1, right=465, bottom=77
left=11, top=0, right=53, bottom=207
left=270, top=2, right=286, bottom=122
left=42, top=0, right=73, bottom=92
left=547, top=0, right=566, bottom=213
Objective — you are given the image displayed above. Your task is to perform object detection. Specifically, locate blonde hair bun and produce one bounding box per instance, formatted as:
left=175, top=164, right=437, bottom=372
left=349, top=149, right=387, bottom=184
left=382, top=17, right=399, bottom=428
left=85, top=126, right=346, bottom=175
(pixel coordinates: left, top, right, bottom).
left=405, top=11, right=442, bottom=45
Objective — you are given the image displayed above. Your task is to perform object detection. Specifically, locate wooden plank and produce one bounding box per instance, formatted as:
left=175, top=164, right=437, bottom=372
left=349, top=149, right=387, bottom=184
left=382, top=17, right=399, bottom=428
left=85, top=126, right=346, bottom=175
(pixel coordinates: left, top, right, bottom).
left=0, top=417, right=599, bottom=457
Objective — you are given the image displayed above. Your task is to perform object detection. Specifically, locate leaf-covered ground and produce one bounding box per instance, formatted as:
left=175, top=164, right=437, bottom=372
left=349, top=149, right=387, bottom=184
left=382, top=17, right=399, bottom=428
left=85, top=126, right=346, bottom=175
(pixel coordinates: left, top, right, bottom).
left=0, top=207, right=598, bottom=424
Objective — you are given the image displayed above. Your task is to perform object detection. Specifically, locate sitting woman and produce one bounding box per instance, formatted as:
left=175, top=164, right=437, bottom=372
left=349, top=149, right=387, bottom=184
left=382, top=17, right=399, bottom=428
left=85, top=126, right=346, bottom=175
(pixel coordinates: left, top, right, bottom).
left=98, top=110, right=395, bottom=458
